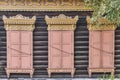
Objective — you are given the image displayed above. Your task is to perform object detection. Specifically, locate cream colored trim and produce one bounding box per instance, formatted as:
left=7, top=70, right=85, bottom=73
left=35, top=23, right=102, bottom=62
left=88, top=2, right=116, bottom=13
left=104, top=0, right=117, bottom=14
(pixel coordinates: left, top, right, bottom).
left=86, top=16, right=117, bottom=30
left=47, top=68, right=75, bottom=73
left=0, top=0, right=92, bottom=11
left=87, top=25, right=117, bottom=31
left=6, top=68, right=34, bottom=78
left=47, top=68, right=75, bottom=77
left=89, top=69, right=114, bottom=72
left=45, top=14, right=78, bottom=24
left=3, top=14, right=36, bottom=31
left=45, top=14, right=78, bottom=30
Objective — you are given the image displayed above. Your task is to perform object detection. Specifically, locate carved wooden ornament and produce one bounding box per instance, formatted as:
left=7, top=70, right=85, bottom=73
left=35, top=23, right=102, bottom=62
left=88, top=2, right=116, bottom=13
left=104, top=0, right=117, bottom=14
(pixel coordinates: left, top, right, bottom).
left=87, top=16, right=116, bottom=77
left=45, top=14, right=78, bottom=77
left=45, top=14, right=78, bottom=30
left=3, top=14, right=36, bottom=78
left=0, top=0, right=92, bottom=11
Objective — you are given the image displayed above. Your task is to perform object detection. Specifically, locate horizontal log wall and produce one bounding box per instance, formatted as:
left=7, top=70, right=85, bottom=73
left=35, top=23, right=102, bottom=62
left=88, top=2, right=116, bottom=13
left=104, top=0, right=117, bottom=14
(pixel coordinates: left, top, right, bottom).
left=0, top=11, right=119, bottom=78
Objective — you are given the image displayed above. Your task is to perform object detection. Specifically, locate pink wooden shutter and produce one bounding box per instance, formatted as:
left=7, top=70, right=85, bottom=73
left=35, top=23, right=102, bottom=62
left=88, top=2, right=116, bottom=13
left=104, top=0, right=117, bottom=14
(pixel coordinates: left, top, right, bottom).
left=7, top=31, right=20, bottom=69
left=21, top=31, right=33, bottom=69
left=102, top=31, right=114, bottom=68
left=89, top=31, right=101, bottom=68
left=62, top=31, right=74, bottom=69
left=49, top=31, right=61, bottom=69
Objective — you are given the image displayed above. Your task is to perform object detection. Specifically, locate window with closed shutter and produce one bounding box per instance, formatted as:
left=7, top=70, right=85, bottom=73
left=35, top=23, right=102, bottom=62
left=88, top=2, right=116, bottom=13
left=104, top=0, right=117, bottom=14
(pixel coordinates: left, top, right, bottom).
left=49, top=31, right=74, bottom=69
left=87, top=16, right=117, bottom=77
left=45, top=14, right=78, bottom=77
left=3, top=14, right=36, bottom=78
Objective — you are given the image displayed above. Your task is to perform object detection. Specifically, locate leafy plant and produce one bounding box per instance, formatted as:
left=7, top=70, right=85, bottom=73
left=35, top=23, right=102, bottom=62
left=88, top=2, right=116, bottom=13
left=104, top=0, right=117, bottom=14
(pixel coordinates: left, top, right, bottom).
left=99, top=74, right=115, bottom=80
left=84, top=0, right=120, bottom=26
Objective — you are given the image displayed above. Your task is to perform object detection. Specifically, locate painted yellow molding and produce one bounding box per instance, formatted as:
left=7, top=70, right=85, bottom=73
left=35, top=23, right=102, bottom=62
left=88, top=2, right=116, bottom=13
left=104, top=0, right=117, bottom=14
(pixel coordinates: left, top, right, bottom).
left=47, top=68, right=75, bottom=73
left=45, top=14, right=78, bottom=30
left=3, top=14, right=36, bottom=31
left=47, top=68, right=75, bottom=77
left=0, top=0, right=92, bottom=11
left=6, top=68, right=34, bottom=78
left=86, top=16, right=117, bottom=30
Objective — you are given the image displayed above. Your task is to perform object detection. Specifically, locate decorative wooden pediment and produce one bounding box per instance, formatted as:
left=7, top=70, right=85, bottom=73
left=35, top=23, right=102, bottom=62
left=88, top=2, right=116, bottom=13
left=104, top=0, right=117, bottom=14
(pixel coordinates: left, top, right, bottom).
left=0, top=0, right=92, bottom=11
left=46, top=14, right=77, bottom=77
left=87, top=16, right=116, bottom=77
left=86, top=16, right=117, bottom=30
left=3, top=14, right=36, bottom=31
left=45, top=14, right=78, bottom=30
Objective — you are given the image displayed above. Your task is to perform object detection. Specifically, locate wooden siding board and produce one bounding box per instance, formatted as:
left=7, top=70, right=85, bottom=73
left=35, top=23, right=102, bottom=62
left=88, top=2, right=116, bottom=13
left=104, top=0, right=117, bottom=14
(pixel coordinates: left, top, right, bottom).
left=0, top=11, right=119, bottom=78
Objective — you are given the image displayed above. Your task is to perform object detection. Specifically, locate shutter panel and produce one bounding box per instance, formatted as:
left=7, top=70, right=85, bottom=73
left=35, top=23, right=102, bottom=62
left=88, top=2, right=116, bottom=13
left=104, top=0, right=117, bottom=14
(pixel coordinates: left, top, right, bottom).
left=89, top=31, right=101, bottom=68
left=21, top=31, right=32, bottom=69
left=49, top=31, right=61, bottom=69
left=46, top=14, right=78, bottom=77
left=8, top=31, right=20, bottom=69
left=4, top=14, right=35, bottom=78
left=62, top=31, right=74, bottom=69
left=102, top=31, right=114, bottom=68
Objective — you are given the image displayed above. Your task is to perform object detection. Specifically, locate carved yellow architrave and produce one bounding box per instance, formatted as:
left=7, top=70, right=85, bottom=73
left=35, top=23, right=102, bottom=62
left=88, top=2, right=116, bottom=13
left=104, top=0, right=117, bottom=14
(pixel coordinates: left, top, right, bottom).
left=88, top=68, right=114, bottom=77
left=45, top=14, right=78, bottom=30
left=0, top=0, right=92, bottom=11
left=3, top=14, right=36, bottom=31
left=86, top=16, right=117, bottom=30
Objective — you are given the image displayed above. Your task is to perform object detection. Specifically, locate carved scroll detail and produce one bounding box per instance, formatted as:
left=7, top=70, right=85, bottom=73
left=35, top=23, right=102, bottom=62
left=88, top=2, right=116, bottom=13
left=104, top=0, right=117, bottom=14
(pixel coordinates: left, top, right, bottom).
left=45, top=14, right=78, bottom=30
left=3, top=14, right=36, bottom=31
left=86, top=16, right=117, bottom=30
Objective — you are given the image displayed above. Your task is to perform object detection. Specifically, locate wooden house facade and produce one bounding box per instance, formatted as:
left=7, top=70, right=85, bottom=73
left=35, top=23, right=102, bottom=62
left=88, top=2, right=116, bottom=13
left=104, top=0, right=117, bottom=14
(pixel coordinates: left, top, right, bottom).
left=0, top=0, right=119, bottom=79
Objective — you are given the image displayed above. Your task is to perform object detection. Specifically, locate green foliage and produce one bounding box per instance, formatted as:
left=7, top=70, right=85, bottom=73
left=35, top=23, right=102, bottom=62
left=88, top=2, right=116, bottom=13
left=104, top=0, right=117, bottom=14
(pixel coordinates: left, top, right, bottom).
left=84, top=0, right=120, bottom=26
left=99, top=74, right=115, bottom=80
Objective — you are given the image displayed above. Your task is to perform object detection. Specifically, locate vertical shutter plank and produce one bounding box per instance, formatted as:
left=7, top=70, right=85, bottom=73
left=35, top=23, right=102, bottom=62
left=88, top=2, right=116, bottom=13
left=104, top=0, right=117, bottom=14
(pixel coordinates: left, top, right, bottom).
left=102, top=31, right=114, bottom=68
left=62, top=31, right=74, bottom=69
left=8, top=31, right=20, bottom=69
left=49, top=31, right=61, bottom=69
left=21, top=31, right=32, bottom=69
left=89, top=31, right=101, bottom=68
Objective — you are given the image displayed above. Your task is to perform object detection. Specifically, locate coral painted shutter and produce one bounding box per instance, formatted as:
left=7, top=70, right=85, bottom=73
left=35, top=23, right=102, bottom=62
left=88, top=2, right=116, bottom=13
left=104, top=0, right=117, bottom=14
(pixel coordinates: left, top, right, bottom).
left=102, top=31, right=114, bottom=68
left=21, top=31, right=32, bottom=69
left=62, top=31, right=74, bottom=69
left=49, top=31, right=61, bottom=69
left=7, top=31, right=20, bottom=69
left=89, top=31, right=101, bottom=68
left=3, top=14, right=36, bottom=78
